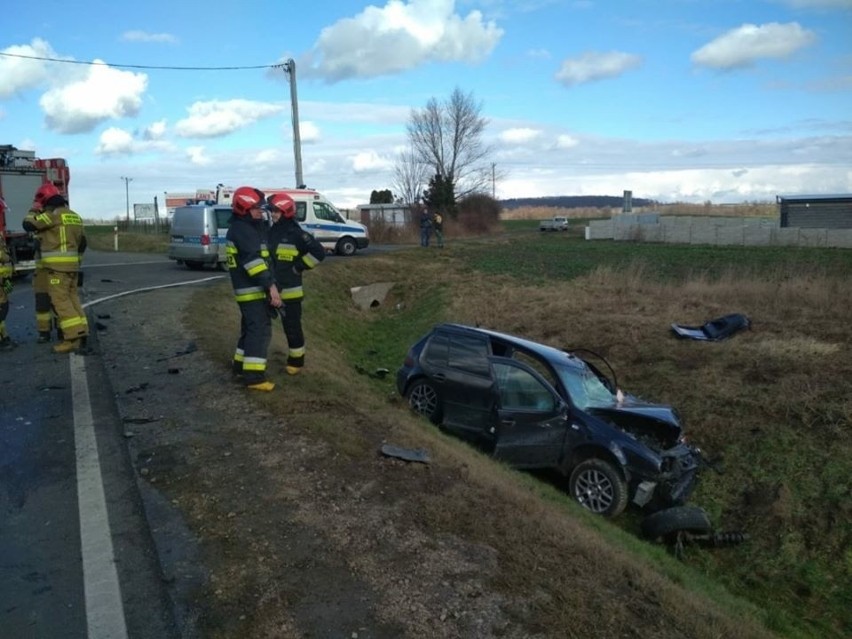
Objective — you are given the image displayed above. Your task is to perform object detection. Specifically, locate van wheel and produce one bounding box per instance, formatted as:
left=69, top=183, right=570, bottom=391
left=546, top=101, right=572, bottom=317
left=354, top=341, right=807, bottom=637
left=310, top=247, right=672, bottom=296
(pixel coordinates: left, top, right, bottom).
left=336, top=237, right=357, bottom=256
left=216, top=261, right=228, bottom=272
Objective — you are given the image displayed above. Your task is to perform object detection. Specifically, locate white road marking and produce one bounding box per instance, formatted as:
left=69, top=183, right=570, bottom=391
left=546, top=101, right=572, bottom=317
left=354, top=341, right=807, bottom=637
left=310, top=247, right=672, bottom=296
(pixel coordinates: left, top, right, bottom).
left=84, top=259, right=172, bottom=268
left=82, top=275, right=225, bottom=308
left=70, top=353, right=129, bottom=639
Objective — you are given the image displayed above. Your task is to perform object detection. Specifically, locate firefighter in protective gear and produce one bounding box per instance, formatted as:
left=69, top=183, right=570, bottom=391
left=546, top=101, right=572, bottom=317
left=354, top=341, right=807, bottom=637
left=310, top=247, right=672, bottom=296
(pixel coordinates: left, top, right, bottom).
left=0, top=231, right=16, bottom=351
left=266, top=192, right=326, bottom=375
left=226, top=186, right=282, bottom=391
left=22, top=183, right=88, bottom=353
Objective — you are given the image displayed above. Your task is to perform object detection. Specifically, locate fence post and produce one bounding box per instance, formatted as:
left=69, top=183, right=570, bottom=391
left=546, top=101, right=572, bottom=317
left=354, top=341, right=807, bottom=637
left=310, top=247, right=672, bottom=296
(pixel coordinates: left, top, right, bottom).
left=114, top=226, right=118, bottom=252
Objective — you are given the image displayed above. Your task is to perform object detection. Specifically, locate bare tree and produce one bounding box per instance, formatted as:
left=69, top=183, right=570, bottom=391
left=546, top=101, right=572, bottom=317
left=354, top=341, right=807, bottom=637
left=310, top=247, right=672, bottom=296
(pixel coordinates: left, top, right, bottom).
left=392, top=145, right=428, bottom=205
left=406, top=87, right=493, bottom=199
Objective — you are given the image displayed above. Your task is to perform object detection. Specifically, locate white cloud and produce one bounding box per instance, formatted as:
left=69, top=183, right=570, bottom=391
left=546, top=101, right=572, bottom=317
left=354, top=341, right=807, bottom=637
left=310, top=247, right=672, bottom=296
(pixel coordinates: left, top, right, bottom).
left=302, top=0, right=504, bottom=81
left=121, top=31, right=178, bottom=44
left=299, top=121, right=321, bottom=143
left=351, top=150, right=393, bottom=172
left=174, top=99, right=285, bottom=138
left=691, top=23, right=817, bottom=70
left=500, top=127, right=542, bottom=144
left=555, top=51, right=642, bottom=86
left=555, top=134, right=579, bottom=149
left=94, top=126, right=175, bottom=156
left=144, top=120, right=167, bottom=140
left=0, top=38, right=65, bottom=98
left=186, top=146, right=212, bottom=166
left=39, top=61, right=148, bottom=133
left=95, top=128, right=135, bottom=155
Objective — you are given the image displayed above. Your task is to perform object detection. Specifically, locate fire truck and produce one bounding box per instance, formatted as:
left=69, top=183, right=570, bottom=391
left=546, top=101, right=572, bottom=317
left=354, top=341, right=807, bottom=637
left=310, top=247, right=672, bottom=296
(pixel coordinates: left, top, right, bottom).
left=0, top=145, right=70, bottom=275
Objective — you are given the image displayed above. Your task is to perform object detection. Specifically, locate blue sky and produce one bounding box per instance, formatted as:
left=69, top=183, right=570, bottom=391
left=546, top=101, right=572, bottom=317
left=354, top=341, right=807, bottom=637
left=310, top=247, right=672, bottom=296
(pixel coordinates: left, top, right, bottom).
left=1, top=0, right=850, bottom=219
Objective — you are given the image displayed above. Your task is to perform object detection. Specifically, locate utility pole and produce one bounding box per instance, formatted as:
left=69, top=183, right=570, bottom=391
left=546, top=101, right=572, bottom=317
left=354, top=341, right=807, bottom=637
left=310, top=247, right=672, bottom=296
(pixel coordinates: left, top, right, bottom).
left=120, top=176, right=133, bottom=224
left=279, top=59, right=304, bottom=188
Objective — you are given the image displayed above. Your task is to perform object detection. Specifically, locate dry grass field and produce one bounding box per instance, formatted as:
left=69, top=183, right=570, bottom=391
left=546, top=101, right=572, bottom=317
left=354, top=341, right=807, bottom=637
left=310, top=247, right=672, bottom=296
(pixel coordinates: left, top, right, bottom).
left=171, top=229, right=850, bottom=638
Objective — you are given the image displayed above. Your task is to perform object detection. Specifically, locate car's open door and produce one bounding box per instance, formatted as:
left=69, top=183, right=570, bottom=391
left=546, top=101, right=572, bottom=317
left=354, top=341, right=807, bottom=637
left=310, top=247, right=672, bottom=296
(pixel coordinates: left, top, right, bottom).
left=490, top=358, right=569, bottom=468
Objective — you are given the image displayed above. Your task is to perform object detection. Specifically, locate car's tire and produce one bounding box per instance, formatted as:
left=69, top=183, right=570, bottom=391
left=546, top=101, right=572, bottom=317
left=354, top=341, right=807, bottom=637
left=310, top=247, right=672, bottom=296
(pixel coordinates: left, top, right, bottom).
left=405, top=379, right=442, bottom=424
left=185, top=261, right=204, bottom=270
left=641, top=506, right=712, bottom=542
left=336, top=237, right=357, bottom=256
left=568, top=458, right=628, bottom=517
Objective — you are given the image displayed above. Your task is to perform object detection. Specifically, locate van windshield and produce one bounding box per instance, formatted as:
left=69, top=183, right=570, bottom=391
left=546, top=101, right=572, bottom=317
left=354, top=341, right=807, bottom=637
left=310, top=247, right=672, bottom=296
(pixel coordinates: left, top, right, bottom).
left=313, top=202, right=344, bottom=223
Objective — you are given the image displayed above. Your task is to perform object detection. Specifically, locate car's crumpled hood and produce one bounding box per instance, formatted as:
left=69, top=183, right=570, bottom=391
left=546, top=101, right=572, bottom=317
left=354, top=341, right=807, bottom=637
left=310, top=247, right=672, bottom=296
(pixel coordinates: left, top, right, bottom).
left=586, top=400, right=683, bottom=449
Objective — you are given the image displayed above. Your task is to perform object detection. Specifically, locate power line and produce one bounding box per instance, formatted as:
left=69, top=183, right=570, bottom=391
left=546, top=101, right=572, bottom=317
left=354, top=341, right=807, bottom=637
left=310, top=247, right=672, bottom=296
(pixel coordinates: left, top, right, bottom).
left=0, top=51, right=281, bottom=71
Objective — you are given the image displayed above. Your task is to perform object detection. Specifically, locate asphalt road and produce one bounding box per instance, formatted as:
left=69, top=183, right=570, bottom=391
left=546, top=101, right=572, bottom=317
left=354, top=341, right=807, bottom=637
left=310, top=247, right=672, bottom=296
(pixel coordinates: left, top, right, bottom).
left=0, top=251, right=225, bottom=639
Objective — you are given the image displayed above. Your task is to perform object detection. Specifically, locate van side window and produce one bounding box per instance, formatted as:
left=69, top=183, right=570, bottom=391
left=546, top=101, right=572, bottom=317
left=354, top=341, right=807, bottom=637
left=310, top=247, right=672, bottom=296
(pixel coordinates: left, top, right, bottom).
left=295, top=201, right=307, bottom=222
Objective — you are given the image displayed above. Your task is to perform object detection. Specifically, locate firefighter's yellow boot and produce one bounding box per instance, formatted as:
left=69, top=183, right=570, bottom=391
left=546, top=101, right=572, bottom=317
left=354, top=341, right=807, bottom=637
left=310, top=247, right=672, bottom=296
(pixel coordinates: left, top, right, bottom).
left=286, top=365, right=302, bottom=376
left=246, top=380, right=275, bottom=392
left=53, top=339, right=81, bottom=354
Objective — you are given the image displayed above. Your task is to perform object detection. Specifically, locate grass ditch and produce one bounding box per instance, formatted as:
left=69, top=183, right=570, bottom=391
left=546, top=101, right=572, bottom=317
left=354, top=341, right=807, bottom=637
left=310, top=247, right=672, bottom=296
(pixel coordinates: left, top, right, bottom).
left=175, top=231, right=849, bottom=637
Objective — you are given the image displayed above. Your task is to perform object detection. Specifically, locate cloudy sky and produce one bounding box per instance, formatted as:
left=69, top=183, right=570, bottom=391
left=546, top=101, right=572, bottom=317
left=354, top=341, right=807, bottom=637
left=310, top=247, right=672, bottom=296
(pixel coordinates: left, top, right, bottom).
left=1, top=0, right=851, bottom=219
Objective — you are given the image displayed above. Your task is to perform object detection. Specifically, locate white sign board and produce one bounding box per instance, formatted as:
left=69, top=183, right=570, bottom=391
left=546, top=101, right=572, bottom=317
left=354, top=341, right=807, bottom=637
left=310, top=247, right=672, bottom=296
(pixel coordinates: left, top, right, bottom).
left=133, top=203, right=156, bottom=220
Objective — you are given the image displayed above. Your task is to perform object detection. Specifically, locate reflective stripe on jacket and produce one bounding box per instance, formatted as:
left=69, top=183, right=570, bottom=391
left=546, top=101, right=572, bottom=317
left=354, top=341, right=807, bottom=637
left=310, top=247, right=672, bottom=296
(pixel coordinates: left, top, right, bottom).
left=225, top=215, right=274, bottom=303
left=22, top=206, right=85, bottom=273
left=268, top=218, right=326, bottom=301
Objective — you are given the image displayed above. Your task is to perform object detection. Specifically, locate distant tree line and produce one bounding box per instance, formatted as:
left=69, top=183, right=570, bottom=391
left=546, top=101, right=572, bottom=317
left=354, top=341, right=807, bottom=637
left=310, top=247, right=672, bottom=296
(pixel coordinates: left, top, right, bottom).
left=501, top=195, right=656, bottom=209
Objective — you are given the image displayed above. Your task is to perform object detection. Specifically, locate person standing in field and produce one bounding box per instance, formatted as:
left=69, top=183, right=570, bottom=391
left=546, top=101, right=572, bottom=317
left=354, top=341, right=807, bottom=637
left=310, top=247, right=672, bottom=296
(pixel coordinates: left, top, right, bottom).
left=433, top=210, right=444, bottom=248
left=22, top=183, right=88, bottom=353
left=420, top=208, right=432, bottom=247
left=266, top=192, right=326, bottom=376
left=225, top=186, right=281, bottom=391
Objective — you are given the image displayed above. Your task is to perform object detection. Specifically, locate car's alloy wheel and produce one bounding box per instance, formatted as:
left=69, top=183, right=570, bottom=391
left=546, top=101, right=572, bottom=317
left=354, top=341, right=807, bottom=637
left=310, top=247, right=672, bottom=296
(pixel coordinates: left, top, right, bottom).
left=406, top=380, right=441, bottom=424
left=568, top=458, right=628, bottom=517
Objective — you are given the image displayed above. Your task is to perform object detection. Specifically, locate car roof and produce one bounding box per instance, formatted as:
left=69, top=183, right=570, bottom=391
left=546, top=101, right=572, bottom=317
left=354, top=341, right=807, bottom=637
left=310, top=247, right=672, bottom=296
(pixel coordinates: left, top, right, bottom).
left=437, top=323, right=586, bottom=371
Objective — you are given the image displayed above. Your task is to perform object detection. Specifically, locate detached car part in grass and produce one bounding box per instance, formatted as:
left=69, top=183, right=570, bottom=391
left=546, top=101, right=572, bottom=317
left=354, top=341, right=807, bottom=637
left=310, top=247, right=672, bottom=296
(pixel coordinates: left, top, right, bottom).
left=397, top=323, right=702, bottom=517
left=671, top=313, right=751, bottom=341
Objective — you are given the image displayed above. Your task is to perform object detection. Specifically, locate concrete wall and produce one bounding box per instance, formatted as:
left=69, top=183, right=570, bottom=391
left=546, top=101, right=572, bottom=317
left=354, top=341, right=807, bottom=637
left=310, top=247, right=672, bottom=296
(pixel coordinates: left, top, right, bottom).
left=586, top=215, right=852, bottom=249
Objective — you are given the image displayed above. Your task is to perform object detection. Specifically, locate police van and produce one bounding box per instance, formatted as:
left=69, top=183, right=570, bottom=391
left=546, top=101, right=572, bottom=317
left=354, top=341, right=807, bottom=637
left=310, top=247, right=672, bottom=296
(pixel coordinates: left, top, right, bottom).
left=219, top=187, right=370, bottom=256
left=167, top=203, right=231, bottom=270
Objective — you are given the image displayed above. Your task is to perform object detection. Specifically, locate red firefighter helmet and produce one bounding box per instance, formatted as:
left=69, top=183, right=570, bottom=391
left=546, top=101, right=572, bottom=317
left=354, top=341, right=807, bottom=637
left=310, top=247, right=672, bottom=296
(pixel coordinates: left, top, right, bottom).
left=33, top=182, right=61, bottom=208
left=231, top=186, right=266, bottom=216
left=266, top=193, right=296, bottom=219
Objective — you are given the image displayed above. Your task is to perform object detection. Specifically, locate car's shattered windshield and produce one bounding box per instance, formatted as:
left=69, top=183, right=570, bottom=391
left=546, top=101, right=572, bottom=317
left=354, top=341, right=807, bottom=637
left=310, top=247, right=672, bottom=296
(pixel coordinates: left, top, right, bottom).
left=556, top=364, right=616, bottom=410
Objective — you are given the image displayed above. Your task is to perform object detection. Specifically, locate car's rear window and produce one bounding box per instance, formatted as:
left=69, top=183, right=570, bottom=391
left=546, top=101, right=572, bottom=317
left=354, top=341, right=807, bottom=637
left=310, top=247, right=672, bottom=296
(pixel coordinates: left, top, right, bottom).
left=215, top=208, right=232, bottom=229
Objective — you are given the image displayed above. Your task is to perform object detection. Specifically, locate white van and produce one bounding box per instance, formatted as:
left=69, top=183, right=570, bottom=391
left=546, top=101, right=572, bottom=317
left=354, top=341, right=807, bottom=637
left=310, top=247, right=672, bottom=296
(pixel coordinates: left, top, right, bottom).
left=167, top=203, right=232, bottom=270
left=218, top=187, right=369, bottom=256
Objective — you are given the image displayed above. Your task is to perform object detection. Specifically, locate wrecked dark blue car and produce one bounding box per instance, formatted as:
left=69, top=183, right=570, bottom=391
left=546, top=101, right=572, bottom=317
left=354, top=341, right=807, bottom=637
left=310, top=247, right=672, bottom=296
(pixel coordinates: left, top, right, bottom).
left=397, top=323, right=701, bottom=517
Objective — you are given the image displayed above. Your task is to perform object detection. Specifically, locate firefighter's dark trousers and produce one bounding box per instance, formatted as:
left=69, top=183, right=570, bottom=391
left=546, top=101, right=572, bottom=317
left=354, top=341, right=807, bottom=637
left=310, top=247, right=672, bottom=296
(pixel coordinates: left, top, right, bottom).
left=0, top=297, right=8, bottom=340
left=233, top=299, right=272, bottom=385
left=33, top=267, right=54, bottom=334
left=279, top=300, right=306, bottom=368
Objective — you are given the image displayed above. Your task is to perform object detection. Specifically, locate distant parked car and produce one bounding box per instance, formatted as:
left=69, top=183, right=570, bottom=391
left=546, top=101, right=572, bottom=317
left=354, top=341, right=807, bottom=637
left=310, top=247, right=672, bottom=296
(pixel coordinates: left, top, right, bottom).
left=539, top=216, right=569, bottom=231
left=396, top=323, right=702, bottom=517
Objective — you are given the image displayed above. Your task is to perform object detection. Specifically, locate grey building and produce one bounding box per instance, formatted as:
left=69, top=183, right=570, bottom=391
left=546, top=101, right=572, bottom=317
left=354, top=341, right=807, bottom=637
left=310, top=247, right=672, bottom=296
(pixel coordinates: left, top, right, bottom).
left=777, top=194, right=852, bottom=229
